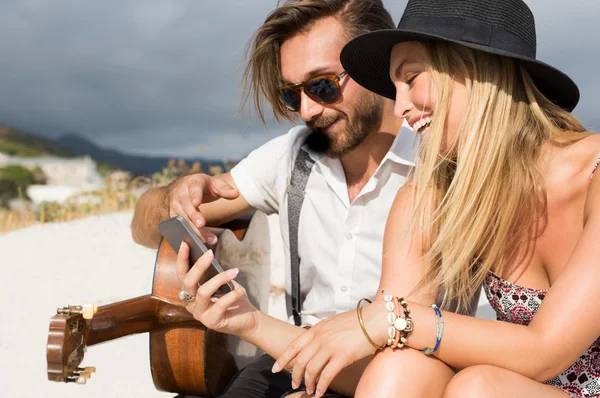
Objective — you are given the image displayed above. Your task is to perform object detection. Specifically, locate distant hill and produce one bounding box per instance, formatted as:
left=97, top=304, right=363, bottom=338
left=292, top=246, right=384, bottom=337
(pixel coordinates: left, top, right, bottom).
left=0, top=124, right=122, bottom=175
left=0, top=124, right=232, bottom=176
left=54, top=133, right=228, bottom=176
left=0, top=125, right=75, bottom=158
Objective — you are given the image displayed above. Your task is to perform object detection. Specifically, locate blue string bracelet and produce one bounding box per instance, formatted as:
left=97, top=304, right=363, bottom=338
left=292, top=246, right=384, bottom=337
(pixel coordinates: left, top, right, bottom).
left=421, top=304, right=444, bottom=356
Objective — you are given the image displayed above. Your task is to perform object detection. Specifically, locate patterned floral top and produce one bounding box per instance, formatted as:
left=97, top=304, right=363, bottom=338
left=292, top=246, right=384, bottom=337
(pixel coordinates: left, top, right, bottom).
left=482, top=156, right=600, bottom=398
left=484, top=272, right=600, bottom=397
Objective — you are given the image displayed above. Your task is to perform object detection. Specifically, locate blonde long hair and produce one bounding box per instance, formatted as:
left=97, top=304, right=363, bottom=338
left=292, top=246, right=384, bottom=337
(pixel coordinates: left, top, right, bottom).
left=411, top=41, right=589, bottom=313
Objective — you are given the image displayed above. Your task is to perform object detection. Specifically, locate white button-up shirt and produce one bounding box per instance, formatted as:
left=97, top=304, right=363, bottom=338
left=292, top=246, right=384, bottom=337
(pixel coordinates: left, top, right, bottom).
left=231, top=121, right=417, bottom=326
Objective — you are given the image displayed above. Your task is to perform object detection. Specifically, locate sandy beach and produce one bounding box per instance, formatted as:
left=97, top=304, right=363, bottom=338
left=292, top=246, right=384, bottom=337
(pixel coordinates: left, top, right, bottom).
left=1, top=212, right=170, bottom=397
left=0, top=211, right=493, bottom=397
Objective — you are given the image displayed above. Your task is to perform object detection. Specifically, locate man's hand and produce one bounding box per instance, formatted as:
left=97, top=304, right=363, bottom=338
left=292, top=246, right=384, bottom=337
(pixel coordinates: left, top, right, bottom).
left=131, top=171, right=251, bottom=249
left=165, top=173, right=239, bottom=244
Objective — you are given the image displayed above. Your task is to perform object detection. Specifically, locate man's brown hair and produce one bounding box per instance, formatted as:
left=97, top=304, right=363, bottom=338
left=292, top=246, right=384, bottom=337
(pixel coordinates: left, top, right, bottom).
left=239, top=0, right=395, bottom=125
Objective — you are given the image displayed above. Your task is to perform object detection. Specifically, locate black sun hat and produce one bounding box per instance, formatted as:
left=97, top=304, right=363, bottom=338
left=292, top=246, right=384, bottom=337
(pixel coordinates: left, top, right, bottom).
left=340, top=0, right=580, bottom=111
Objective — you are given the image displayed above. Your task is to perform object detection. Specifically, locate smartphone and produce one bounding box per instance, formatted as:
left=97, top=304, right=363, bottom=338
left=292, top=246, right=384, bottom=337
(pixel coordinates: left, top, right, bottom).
left=158, top=215, right=234, bottom=296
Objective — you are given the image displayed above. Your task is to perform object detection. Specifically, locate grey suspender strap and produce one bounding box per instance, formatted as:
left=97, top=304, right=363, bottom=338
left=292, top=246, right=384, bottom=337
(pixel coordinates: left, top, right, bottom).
left=287, top=148, right=315, bottom=326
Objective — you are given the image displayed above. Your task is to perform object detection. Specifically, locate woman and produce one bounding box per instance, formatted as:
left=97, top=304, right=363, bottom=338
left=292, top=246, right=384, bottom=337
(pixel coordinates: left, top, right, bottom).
left=178, top=0, right=600, bottom=397
left=271, top=0, right=600, bottom=397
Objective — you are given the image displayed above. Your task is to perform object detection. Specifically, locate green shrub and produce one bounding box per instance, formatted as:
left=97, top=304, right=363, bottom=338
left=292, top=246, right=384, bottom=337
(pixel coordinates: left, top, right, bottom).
left=0, top=165, right=36, bottom=184
left=0, top=165, right=36, bottom=207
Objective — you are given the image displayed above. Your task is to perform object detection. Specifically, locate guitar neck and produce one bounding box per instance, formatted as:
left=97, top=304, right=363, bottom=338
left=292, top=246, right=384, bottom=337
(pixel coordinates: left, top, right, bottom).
left=86, top=295, right=200, bottom=346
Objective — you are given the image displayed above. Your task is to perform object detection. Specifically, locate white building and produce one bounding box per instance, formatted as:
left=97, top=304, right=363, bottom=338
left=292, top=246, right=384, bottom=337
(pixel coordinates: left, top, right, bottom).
left=0, top=153, right=104, bottom=205
left=0, top=153, right=102, bottom=185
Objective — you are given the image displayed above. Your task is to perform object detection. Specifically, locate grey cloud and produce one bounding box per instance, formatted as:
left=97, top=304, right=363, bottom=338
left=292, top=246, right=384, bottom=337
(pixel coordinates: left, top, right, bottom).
left=0, top=0, right=598, bottom=160
left=0, top=0, right=281, bottom=158
left=525, top=0, right=600, bottom=129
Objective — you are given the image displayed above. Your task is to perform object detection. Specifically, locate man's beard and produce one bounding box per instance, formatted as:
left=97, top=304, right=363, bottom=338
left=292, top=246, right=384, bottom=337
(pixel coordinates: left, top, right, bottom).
left=305, top=92, right=384, bottom=159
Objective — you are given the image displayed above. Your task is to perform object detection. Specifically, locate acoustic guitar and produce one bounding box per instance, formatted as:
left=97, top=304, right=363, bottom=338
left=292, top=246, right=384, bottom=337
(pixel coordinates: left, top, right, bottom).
left=46, top=212, right=272, bottom=396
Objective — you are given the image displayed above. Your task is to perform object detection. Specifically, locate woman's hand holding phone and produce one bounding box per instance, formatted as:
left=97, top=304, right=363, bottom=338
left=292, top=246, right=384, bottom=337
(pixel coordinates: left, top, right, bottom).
left=176, top=242, right=260, bottom=337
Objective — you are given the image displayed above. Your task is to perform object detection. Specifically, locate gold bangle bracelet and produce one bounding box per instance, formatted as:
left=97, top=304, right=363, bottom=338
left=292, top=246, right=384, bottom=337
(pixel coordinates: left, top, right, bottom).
left=356, top=298, right=386, bottom=351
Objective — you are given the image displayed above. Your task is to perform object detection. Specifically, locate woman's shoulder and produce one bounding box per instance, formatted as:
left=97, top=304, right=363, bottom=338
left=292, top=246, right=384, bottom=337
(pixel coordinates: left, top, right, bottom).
left=388, top=181, right=438, bottom=231
left=570, top=132, right=600, bottom=171
left=391, top=181, right=436, bottom=212
left=585, top=132, right=600, bottom=158
left=545, top=132, right=600, bottom=201
left=551, top=132, right=600, bottom=178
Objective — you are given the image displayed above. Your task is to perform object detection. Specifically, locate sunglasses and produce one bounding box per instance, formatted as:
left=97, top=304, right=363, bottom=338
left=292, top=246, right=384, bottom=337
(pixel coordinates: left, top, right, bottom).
left=280, top=71, right=347, bottom=112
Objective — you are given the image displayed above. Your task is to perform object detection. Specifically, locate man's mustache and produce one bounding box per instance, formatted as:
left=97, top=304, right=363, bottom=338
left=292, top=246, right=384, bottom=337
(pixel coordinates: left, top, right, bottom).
left=306, top=113, right=345, bottom=131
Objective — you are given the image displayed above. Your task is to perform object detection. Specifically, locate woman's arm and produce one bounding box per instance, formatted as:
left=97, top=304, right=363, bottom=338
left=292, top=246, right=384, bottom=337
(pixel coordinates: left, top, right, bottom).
left=175, top=240, right=306, bottom=357
left=392, top=175, right=600, bottom=381
left=272, top=185, right=453, bottom=396
left=376, top=183, right=438, bottom=303
left=356, top=183, right=441, bottom=342
left=241, top=311, right=305, bottom=358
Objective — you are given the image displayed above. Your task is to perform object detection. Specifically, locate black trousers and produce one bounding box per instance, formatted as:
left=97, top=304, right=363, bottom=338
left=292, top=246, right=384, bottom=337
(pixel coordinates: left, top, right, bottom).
left=174, top=354, right=348, bottom=398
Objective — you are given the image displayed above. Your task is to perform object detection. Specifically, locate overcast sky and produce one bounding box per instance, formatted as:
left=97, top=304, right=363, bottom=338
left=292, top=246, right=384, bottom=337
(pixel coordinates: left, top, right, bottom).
left=0, top=0, right=598, bottom=159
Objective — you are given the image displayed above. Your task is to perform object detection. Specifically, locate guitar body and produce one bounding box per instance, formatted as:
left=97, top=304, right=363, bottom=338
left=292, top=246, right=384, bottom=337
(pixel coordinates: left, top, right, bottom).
left=47, top=212, right=273, bottom=397
left=149, top=235, right=238, bottom=396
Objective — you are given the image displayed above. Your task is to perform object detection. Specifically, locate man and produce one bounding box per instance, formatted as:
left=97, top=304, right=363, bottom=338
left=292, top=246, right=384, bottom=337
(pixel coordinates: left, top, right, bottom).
left=131, top=1, right=416, bottom=397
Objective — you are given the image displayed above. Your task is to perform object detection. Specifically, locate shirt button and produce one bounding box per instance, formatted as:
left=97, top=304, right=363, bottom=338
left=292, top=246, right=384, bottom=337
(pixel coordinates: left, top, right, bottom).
left=345, top=233, right=354, bottom=240
left=340, top=286, right=347, bottom=292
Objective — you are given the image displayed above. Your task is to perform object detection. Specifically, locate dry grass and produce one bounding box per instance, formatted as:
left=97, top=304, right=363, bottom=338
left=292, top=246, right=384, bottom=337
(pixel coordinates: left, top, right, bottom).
left=0, top=184, right=140, bottom=234
left=0, top=159, right=236, bottom=234
left=1, top=170, right=159, bottom=233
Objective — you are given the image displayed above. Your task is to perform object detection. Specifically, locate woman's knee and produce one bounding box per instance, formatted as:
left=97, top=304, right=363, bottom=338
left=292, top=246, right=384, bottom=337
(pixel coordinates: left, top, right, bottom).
left=356, top=348, right=454, bottom=398
left=355, top=349, right=401, bottom=397
left=443, top=365, right=499, bottom=398
left=281, top=392, right=311, bottom=398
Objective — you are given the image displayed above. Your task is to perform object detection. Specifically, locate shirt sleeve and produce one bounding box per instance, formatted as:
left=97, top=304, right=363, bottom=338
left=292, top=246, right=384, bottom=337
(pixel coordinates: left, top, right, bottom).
left=230, top=126, right=310, bottom=215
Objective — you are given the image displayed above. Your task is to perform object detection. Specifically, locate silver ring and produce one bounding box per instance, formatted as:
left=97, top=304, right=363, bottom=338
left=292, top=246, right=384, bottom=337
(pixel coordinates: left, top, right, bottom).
left=178, top=288, right=196, bottom=302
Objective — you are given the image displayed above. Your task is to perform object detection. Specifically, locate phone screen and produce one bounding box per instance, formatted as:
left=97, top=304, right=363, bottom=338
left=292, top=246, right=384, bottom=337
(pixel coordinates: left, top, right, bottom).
left=158, top=216, right=234, bottom=296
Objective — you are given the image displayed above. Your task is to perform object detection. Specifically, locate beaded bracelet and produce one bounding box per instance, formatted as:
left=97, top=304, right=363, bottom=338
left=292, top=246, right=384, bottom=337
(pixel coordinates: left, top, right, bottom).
left=382, top=291, right=413, bottom=348
left=383, top=293, right=397, bottom=346
left=421, top=304, right=444, bottom=356
left=396, top=297, right=414, bottom=347
left=391, top=296, right=401, bottom=349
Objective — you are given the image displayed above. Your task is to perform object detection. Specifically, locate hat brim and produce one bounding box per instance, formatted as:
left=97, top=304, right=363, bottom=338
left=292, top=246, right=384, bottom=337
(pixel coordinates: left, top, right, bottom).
left=340, top=29, right=580, bottom=112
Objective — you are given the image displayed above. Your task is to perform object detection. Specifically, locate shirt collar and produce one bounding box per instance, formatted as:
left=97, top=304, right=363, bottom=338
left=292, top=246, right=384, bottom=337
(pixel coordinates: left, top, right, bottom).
left=384, top=119, right=419, bottom=167
left=301, top=119, right=419, bottom=166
